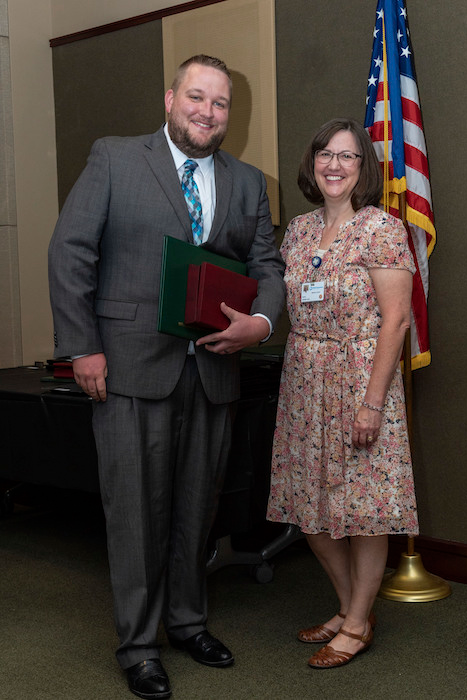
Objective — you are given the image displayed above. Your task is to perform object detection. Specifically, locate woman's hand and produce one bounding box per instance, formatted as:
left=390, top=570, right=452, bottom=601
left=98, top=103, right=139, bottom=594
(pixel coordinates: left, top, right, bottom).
left=352, top=405, right=382, bottom=448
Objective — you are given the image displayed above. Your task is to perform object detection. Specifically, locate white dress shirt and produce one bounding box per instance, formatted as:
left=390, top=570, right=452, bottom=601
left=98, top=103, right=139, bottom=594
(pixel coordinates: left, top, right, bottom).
left=164, top=123, right=215, bottom=242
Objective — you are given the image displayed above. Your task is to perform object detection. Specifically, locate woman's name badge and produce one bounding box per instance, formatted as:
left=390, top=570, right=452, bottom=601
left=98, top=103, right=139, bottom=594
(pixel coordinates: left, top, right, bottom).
left=301, top=281, right=325, bottom=302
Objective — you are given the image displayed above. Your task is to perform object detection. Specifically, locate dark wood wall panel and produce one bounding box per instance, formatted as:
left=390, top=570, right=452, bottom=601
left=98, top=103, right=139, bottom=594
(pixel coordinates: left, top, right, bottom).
left=51, top=0, right=467, bottom=546
left=53, top=22, right=165, bottom=206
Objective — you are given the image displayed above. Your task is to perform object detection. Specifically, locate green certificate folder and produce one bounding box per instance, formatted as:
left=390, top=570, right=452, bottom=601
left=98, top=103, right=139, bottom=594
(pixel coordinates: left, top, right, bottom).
left=157, top=236, right=247, bottom=340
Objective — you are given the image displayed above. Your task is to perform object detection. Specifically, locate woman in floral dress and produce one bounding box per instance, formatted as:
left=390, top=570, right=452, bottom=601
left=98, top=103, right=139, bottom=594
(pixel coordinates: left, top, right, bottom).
left=267, top=118, right=418, bottom=669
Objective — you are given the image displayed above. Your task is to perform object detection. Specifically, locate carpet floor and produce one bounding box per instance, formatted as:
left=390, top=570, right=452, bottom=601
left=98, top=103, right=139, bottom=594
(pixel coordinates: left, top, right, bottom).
left=1, top=489, right=465, bottom=700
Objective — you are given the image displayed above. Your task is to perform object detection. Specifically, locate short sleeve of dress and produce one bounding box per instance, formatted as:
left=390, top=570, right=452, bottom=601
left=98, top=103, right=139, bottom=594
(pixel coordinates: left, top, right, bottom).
left=362, top=210, right=416, bottom=274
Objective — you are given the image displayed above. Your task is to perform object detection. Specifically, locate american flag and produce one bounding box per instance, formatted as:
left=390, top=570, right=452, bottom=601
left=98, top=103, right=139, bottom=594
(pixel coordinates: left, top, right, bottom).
left=364, top=0, right=436, bottom=370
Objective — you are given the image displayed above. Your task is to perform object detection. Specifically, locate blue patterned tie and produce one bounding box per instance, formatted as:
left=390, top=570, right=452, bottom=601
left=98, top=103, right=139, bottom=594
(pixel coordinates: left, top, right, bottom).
left=181, top=159, right=203, bottom=245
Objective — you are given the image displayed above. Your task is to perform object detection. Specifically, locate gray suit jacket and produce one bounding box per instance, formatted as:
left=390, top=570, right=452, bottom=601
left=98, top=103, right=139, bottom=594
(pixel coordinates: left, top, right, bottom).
left=48, top=127, right=285, bottom=404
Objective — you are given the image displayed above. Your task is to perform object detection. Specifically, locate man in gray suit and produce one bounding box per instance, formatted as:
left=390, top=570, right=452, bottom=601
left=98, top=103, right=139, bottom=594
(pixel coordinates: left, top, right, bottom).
left=49, top=55, right=285, bottom=700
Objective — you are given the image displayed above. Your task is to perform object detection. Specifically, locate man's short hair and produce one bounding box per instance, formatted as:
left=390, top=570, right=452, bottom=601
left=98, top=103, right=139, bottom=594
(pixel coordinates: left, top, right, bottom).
left=171, top=55, right=232, bottom=96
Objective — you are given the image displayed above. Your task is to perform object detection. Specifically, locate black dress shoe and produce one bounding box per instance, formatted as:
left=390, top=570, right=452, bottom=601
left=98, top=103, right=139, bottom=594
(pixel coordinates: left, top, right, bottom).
left=170, top=630, right=234, bottom=667
left=127, top=658, right=171, bottom=699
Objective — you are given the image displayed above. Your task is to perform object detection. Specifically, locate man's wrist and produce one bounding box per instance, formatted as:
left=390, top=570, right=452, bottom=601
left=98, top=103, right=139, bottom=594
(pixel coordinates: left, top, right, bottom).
left=252, top=313, right=273, bottom=343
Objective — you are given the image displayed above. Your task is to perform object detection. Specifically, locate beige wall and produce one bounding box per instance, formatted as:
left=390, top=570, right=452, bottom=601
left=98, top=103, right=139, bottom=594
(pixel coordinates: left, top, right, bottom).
left=6, top=0, right=57, bottom=366
left=50, top=0, right=196, bottom=38
left=4, top=0, right=187, bottom=367
left=0, top=0, right=21, bottom=366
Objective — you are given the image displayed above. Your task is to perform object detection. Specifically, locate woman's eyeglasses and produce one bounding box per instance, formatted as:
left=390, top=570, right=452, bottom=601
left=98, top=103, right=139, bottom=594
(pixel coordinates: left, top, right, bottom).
left=315, top=150, right=362, bottom=166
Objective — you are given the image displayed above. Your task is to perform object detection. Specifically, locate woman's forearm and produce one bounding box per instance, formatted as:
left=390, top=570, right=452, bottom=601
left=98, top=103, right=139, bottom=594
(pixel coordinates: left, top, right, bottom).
left=363, top=316, right=410, bottom=407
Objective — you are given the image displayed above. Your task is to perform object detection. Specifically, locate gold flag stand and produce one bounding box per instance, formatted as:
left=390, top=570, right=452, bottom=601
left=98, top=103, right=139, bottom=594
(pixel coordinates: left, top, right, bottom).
left=379, top=538, right=451, bottom=602
left=378, top=190, right=450, bottom=601
left=378, top=326, right=451, bottom=602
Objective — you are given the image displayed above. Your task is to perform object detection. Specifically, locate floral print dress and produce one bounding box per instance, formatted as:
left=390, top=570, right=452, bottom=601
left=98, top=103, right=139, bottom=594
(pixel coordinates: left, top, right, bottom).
left=266, top=205, right=419, bottom=538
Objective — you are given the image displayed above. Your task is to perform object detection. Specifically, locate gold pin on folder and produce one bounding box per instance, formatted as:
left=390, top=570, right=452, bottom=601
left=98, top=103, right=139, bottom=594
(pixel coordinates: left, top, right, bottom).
left=157, top=236, right=249, bottom=340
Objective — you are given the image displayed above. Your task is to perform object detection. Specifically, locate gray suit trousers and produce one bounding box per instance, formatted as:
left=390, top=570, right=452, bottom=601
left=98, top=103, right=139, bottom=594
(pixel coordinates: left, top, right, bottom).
left=92, top=357, right=232, bottom=669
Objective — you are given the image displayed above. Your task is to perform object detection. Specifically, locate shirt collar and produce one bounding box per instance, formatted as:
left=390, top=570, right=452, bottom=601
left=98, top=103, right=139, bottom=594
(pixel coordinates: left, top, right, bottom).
left=163, top=123, right=214, bottom=178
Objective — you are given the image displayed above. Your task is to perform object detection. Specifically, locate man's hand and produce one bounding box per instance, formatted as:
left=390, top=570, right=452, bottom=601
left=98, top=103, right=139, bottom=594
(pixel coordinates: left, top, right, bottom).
left=72, top=353, right=108, bottom=401
left=195, top=302, right=270, bottom=355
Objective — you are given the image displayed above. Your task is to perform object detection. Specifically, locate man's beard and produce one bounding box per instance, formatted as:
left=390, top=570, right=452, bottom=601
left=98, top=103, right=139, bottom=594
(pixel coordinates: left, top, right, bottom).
left=167, top=115, right=227, bottom=158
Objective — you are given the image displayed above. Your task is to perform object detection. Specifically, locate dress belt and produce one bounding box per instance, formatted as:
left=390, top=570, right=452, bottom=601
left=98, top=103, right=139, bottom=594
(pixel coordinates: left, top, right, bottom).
left=290, top=330, right=352, bottom=359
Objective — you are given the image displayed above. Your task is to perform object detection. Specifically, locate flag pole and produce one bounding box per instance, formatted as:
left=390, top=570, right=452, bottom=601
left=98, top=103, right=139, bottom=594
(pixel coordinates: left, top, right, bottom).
left=378, top=192, right=450, bottom=602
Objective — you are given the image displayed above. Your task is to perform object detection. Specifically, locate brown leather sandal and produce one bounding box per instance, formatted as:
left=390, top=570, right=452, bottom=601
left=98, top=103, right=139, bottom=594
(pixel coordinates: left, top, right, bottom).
left=297, top=612, right=345, bottom=643
left=298, top=610, right=376, bottom=644
left=307, top=625, right=374, bottom=669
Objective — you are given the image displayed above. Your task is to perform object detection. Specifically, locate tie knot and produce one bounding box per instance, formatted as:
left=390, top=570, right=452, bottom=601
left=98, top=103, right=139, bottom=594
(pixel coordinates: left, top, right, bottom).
left=184, top=159, right=198, bottom=174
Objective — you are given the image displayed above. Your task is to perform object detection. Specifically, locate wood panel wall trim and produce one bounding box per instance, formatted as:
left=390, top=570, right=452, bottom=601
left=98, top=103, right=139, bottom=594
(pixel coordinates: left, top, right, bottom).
left=49, top=0, right=228, bottom=47
left=387, top=535, right=467, bottom=585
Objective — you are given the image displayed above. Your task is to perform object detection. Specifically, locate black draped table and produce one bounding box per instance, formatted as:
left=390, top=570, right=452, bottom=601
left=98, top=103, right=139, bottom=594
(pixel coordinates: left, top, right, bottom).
left=0, top=353, right=301, bottom=580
